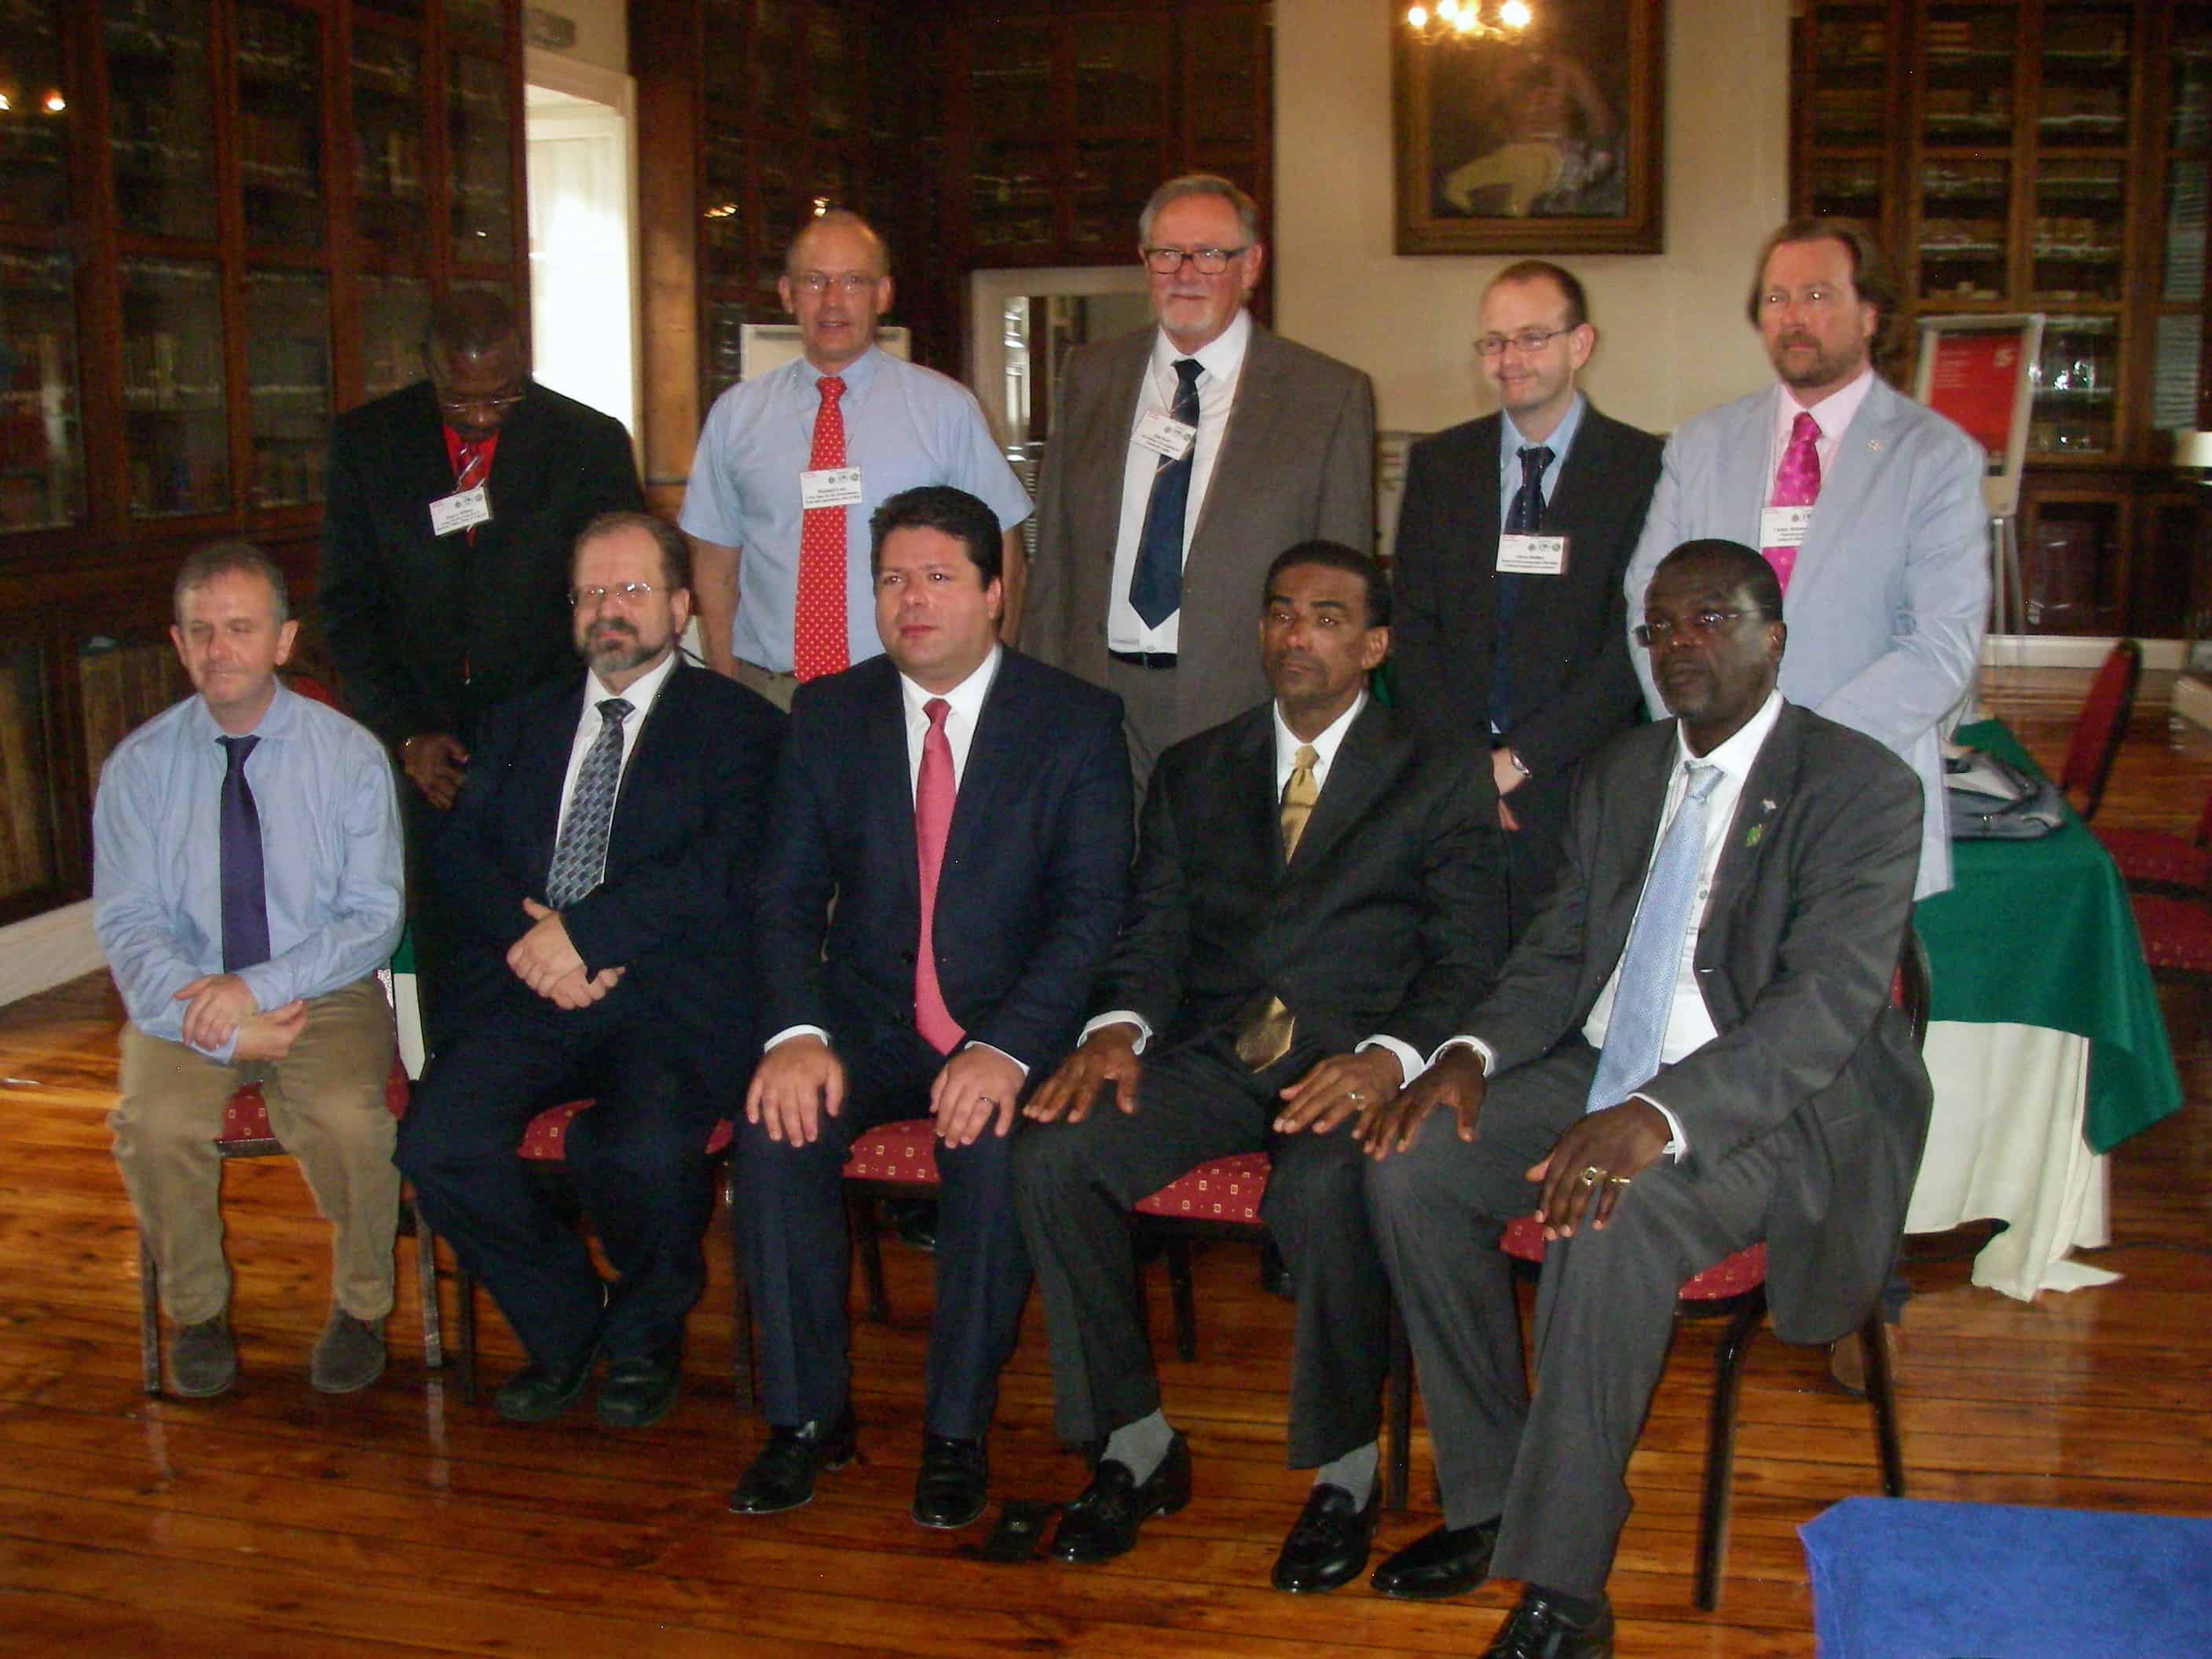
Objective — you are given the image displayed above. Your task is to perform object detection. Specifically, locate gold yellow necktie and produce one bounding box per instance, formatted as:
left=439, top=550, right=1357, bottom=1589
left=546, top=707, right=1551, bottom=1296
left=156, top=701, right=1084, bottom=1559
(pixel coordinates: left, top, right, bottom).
left=1235, top=745, right=1320, bottom=1069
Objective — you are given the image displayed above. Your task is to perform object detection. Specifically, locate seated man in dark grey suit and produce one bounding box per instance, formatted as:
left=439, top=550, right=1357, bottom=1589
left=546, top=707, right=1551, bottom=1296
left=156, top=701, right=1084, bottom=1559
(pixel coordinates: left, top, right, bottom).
left=1359, top=540, right=1932, bottom=1658
left=1016, top=542, right=1506, bottom=1592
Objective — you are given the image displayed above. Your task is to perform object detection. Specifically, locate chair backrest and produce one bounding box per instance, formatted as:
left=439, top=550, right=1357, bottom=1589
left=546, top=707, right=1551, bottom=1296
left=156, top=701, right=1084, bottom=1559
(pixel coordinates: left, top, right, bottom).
left=284, top=672, right=341, bottom=709
left=2195, top=786, right=2212, bottom=850
left=1893, top=928, right=1932, bottom=1052
left=2058, top=639, right=2140, bottom=822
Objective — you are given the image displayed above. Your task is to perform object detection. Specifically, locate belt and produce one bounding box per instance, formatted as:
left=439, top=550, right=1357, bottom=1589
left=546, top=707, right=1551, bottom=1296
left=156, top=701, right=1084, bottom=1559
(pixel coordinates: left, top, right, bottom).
left=1108, top=649, right=1178, bottom=670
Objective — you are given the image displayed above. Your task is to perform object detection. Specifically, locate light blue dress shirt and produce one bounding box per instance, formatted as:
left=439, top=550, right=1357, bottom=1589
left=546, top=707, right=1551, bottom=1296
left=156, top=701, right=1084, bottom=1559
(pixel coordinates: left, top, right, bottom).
left=93, top=680, right=405, bottom=1061
left=678, top=345, right=1035, bottom=673
left=1496, top=390, right=1587, bottom=531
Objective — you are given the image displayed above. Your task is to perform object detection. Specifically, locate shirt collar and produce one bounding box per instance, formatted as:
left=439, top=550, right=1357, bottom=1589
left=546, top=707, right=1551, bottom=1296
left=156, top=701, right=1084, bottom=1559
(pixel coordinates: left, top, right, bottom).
left=585, top=646, right=679, bottom=719
left=800, top=343, right=884, bottom=397
left=1153, top=307, right=1251, bottom=383
left=1675, top=688, right=1785, bottom=782
left=1501, top=390, right=1587, bottom=474
left=1273, top=687, right=1368, bottom=774
left=900, top=643, right=1002, bottom=727
left=1776, top=364, right=1875, bottom=440
left=189, top=676, right=298, bottom=745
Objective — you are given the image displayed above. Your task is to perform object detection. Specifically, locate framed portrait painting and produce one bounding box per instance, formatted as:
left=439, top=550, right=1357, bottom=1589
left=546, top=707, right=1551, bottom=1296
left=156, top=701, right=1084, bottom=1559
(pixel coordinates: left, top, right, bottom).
left=1393, top=0, right=1666, bottom=255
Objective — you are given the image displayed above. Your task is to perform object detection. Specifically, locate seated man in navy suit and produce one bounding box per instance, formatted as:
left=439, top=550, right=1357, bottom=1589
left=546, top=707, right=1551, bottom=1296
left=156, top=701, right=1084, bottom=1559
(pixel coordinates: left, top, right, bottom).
left=733, top=485, right=1131, bottom=1531
left=397, top=511, right=783, bottom=1431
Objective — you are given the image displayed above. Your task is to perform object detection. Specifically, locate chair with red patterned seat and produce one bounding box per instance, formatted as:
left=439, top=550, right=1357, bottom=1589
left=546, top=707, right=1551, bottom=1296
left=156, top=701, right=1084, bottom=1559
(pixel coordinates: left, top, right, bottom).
left=137, top=1053, right=441, bottom=1394
left=436, top=1101, right=749, bottom=1408
left=2056, top=639, right=2141, bottom=822
left=2128, top=888, right=2212, bottom=980
left=2097, top=783, right=2212, bottom=894
left=1490, top=933, right=1928, bottom=1611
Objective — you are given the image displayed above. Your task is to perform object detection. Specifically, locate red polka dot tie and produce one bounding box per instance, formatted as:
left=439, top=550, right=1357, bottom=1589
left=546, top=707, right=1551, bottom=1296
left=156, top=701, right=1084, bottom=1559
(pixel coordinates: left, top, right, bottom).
left=794, top=375, right=849, bottom=680
left=1765, top=411, right=1822, bottom=593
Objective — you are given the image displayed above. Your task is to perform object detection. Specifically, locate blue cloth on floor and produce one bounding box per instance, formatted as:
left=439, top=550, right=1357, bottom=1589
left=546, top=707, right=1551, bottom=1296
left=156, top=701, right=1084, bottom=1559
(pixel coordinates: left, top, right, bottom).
left=1801, top=1496, right=2211, bottom=1658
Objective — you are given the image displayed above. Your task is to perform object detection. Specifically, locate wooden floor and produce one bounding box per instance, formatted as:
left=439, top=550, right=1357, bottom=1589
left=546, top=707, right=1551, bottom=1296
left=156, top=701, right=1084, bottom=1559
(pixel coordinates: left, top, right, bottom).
left=2, top=676, right=2207, bottom=1656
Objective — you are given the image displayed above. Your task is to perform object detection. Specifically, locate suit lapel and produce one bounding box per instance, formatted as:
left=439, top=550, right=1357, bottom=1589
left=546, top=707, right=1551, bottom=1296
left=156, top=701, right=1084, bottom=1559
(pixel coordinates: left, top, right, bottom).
left=943, top=657, right=1022, bottom=873
left=1287, top=701, right=1403, bottom=875
left=1452, top=417, right=1505, bottom=649
left=479, top=385, right=553, bottom=555
left=528, top=679, right=592, bottom=881
left=1786, top=380, right=1906, bottom=613
left=1189, top=324, right=1283, bottom=551
left=1699, top=704, right=1799, bottom=964
left=1718, top=390, right=1779, bottom=550
left=1084, top=333, right=1152, bottom=559
left=1591, top=730, right=1678, bottom=969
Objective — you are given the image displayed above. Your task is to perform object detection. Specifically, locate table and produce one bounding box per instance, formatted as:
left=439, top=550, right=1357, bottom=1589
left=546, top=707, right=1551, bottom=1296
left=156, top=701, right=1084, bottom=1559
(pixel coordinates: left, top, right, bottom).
left=1907, top=720, right=2183, bottom=1298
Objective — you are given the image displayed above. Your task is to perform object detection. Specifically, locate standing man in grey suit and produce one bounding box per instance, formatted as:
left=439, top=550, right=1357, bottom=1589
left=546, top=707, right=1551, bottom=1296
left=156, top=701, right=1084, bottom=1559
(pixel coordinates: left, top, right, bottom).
left=1393, top=260, right=1662, bottom=941
left=1624, top=217, right=1986, bottom=901
left=1024, top=174, right=1377, bottom=787
left=1359, top=540, right=1931, bottom=1658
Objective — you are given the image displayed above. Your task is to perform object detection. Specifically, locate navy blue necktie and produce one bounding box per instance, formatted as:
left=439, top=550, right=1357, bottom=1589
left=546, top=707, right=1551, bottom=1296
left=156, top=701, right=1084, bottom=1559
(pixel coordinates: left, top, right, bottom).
left=1130, top=357, right=1203, bottom=628
left=218, top=735, right=270, bottom=972
left=1490, top=444, right=1554, bottom=732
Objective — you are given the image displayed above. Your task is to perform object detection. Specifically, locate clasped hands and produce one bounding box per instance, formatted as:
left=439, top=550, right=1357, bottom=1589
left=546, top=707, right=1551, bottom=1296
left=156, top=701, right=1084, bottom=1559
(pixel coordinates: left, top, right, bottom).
left=173, top=973, right=304, bottom=1060
left=507, top=898, right=625, bottom=1009
left=1020, top=1024, right=1406, bottom=1140
left=746, top=1035, right=1025, bottom=1149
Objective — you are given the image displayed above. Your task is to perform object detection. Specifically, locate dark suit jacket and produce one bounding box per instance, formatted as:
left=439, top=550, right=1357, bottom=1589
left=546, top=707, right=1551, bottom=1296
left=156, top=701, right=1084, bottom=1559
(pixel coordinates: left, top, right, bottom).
left=1391, top=405, right=1662, bottom=896
left=1025, top=322, right=1376, bottom=747
left=1474, top=701, right=1931, bottom=1342
left=1100, top=698, right=1507, bottom=1064
left=756, top=650, right=1131, bottom=1077
left=434, top=662, right=785, bottom=1073
left=319, top=378, right=644, bottom=749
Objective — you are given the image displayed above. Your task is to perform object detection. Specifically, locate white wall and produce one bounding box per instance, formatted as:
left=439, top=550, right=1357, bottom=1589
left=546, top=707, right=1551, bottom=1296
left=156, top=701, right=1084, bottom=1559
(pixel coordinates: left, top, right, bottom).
left=532, top=0, right=625, bottom=76
left=1273, top=0, right=1793, bottom=436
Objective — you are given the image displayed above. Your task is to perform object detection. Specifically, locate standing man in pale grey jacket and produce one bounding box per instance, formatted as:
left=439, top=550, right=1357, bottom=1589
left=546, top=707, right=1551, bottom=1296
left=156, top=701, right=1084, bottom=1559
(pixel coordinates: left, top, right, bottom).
left=1624, top=217, right=1985, bottom=899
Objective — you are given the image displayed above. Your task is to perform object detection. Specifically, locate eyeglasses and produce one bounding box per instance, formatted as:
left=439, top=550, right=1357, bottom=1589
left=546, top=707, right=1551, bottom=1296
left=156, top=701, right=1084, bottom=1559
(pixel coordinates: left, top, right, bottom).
left=1474, top=326, right=1575, bottom=357
left=789, top=271, right=879, bottom=295
left=436, top=392, right=526, bottom=418
left=1633, top=608, right=1767, bottom=647
left=1141, top=245, right=1250, bottom=276
left=569, top=582, right=660, bottom=609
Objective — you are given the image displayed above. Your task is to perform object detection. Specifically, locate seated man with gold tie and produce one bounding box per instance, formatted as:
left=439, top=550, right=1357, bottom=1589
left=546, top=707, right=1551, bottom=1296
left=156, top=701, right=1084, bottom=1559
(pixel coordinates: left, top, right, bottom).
left=1358, top=540, right=1933, bottom=1659
left=1014, top=541, right=1507, bottom=1592
left=733, top=485, right=1131, bottom=1533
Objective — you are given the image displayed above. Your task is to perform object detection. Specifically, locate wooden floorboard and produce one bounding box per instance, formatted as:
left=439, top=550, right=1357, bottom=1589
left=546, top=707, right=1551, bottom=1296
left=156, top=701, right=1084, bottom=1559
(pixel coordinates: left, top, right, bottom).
left=0, top=677, right=2205, bottom=1655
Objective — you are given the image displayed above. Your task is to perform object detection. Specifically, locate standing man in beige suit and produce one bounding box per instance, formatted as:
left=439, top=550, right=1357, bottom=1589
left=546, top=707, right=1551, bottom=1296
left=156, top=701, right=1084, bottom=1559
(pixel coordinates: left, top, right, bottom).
left=1024, top=174, right=1377, bottom=789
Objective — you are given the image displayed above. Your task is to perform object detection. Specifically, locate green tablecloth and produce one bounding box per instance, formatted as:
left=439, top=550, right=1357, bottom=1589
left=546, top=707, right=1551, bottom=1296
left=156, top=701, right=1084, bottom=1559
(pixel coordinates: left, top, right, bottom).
left=1913, top=720, right=2182, bottom=1153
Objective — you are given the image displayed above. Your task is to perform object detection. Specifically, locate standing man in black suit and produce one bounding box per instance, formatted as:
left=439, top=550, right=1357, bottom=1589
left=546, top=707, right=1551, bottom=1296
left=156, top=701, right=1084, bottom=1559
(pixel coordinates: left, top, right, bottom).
left=397, top=511, right=783, bottom=1432
left=1392, top=260, right=1662, bottom=942
left=319, top=291, right=643, bottom=1046
left=732, top=485, right=1130, bottom=1531
left=1359, top=540, right=1930, bottom=1657
left=1014, top=543, right=1507, bottom=1592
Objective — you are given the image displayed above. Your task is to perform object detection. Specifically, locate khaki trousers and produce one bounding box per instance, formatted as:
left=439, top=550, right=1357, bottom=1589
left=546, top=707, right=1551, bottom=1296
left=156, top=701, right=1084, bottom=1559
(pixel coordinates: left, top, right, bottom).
left=732, top=658, right=800, bottom=712
left=111, top=976, right=400, bottom=1325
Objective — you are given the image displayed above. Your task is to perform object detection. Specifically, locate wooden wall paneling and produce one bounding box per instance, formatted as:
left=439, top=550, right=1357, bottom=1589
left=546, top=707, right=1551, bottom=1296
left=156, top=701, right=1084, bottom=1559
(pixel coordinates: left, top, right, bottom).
left=633, top=0, right=704, bottom=510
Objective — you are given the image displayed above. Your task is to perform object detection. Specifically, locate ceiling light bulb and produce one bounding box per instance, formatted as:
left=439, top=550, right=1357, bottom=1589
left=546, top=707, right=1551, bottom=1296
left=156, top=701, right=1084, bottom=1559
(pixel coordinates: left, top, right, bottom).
left=1453, top=9, right=1476, bottom=31
left=1408, top=4, right=1427, bottom=24
left=1500, top=0, right=1533, bottom=25
left=42, top=90, right=65, bottom=114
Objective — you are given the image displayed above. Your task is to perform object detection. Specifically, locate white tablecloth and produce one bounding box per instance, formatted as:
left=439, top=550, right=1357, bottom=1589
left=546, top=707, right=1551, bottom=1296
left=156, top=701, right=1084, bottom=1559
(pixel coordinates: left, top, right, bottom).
left=1907, top=1020, right=2114, bottom=1301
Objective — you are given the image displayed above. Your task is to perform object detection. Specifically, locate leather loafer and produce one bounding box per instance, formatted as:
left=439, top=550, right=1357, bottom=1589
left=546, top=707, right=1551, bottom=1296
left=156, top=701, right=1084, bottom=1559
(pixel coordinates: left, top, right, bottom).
left=1270, top=1482, right=1379, bottom=1594
left=596, top=1353, right=680, bottom=1430
left=493, top=1352, right=596, bottom=1424
left=1479, top=1589, right=1615, bottom=1657
left=1047, top=1432, right=1192, bottom=1564
left=727, top=1407, right=859, bottom=1515
left=1369, top=1516, right=1501, bottom=1600
left=910, top=1434, right=989, bottom=1529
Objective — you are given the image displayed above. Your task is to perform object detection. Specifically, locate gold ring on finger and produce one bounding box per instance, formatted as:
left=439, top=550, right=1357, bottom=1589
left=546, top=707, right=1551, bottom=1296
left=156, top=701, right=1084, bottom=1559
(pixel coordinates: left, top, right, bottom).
left=1579, top=1164, right=1605, bottom=1185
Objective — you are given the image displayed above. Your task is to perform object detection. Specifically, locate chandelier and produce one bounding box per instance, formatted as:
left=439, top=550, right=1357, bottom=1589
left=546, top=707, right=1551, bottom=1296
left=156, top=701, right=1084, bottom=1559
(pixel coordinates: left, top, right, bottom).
left=1404, top=0, right=1534, bottom=40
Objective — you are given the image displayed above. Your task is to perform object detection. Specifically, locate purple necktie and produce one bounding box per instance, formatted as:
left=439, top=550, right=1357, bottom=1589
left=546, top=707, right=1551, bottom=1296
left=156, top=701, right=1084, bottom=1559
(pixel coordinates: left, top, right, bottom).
left=218, top=735, right=270, bottom=972
left=1765, top=411, right=1822, bottom=592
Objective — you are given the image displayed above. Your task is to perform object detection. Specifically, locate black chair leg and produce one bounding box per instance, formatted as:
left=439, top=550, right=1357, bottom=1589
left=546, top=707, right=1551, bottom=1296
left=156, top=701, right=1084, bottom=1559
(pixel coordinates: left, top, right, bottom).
left=729, top=1180, right=756, bottom=1413
left=1385, top=1302, right=1412, bottom=1512
left=1861, top=1308, right=1906, bottom=1497
left=138, top=1232, right=162, bottom=1396
left=1695, top=1297, right=1765, bottom=1613
left=408, top=1196, right=445, bottom=1372
left=848, top=1190, right=889, bottom=1324
left=456, top=1265, right=478, bottom=1403
left=1165, top=1236, right=1198, bottom=1363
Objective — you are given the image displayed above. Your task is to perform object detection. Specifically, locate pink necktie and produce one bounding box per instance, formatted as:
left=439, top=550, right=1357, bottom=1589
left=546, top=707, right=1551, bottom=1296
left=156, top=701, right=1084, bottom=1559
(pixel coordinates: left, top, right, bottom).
left=1765, top=411, right=1822, bottom=592
left=794, top=375, right=848, bottom=681
left=914, top=698, right=963, bottom=1053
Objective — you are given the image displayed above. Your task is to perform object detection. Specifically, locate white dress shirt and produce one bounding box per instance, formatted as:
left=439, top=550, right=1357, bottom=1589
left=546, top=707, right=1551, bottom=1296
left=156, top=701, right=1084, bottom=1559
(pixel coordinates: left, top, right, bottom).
left=1767, top=365, right=1876, bottom=496
left=1105, top=309, right=1253, bottom=654
left=552, top=647, right=679, bottom=888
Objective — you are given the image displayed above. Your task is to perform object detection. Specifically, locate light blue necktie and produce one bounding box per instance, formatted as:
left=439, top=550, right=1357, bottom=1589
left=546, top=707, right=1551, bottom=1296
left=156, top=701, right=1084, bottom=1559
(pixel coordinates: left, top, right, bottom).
left=545, top=698, right=632, bottom=908
left=1585, top=761, right=1723, bottom=1113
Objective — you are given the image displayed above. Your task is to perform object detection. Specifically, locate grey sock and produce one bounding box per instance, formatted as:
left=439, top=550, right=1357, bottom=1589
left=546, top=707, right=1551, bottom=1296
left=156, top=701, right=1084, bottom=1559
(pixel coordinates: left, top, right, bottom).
left=1313, top=1440, right=1378, bottom=1508
left=1102, top=1410, right=1175, bottom=1485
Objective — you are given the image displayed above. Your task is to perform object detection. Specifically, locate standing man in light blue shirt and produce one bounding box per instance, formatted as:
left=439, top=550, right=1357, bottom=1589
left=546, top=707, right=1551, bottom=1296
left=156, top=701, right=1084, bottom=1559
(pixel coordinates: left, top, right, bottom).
left=679, top=209, right=1034, bottom=711
left=94, top=543, right=405, bottom=1401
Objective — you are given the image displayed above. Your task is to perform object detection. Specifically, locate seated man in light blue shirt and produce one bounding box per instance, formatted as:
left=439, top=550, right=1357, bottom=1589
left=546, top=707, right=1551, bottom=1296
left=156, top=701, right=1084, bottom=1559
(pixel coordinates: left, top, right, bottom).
left=679, top=209, right=1034, bottom=709
left=94, top=543, right=405, bottom=1401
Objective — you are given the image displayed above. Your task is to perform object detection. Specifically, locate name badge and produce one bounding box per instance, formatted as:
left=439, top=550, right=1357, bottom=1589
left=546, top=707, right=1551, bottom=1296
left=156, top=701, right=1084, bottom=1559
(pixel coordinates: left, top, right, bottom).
left=1133, top=408, right=1197, bottom=461
left=429, top=485, right=492, bottom=537
left=800, top=466, right=864, bottom=509
left=1760, top=504, right=1815, bottom=549
left=1496, top=533, right=1569, bottom=576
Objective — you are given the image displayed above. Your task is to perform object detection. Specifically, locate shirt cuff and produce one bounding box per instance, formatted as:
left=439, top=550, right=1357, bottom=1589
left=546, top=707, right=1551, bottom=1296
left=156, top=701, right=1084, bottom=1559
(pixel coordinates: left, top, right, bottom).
left=1353, top=1035, right=1423, bottom=1089
left=764, top=1024, right=830, bottom=1053
left=1082, top=1010, right=1152, bottom=1053
left=1630, top=1093, right=1689, bottom=1162
left=1431, top=1035, right=1496, bottom=1075
left=961, top=1039, right=1031, bottom=1080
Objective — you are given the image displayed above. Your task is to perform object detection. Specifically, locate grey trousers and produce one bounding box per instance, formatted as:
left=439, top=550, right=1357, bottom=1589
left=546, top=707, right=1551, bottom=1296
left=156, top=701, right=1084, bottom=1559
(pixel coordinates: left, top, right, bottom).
left=1364, top=1041, right=1779, bottom=1599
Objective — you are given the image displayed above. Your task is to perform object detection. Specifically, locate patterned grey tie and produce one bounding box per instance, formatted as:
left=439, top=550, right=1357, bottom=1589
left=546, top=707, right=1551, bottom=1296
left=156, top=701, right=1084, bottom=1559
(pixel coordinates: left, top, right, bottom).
left=1585, top=761, right=1723, bottom=1112
left=545, top=698, right=632, bottom=908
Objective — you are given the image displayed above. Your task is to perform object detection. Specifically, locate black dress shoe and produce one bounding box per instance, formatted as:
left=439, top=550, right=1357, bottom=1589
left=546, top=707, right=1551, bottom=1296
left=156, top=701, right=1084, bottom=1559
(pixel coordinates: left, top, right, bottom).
left=1479, top=1590, right=1615, bottom=1658
left=727, top=1408, right=859, bottom=1515
left=1369, top=1516, right=1501, bottom=1600
left=596, top=1353, right=680, bottom=1430
left=911, top=1434, right=989, bottom=1529
left=1047, top=1433, right=1192, bottom=1563
left=1258, top=1237, right=1295, bottom=1301
left=493, top=1352, right=596, bottom=1424
left=888, top=1198, right=939, bottom=1253
left=1270, top=1482, right=1379, bottom=1594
